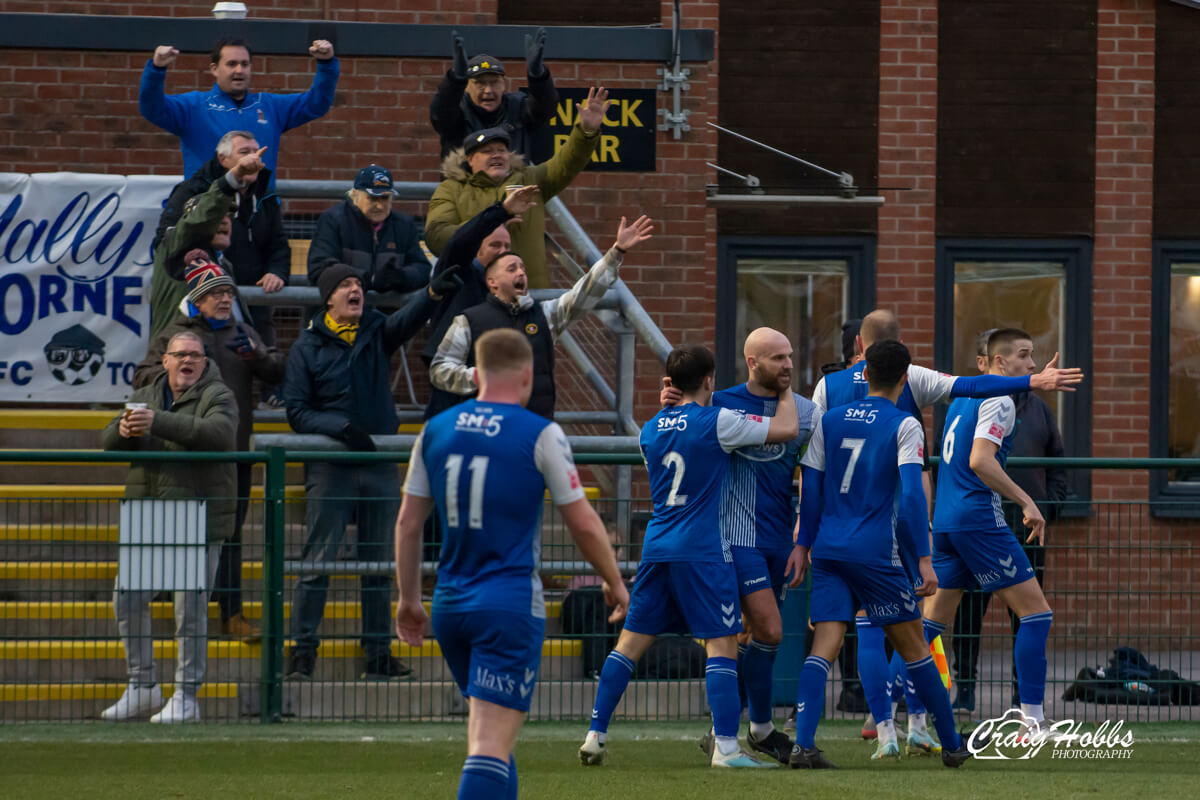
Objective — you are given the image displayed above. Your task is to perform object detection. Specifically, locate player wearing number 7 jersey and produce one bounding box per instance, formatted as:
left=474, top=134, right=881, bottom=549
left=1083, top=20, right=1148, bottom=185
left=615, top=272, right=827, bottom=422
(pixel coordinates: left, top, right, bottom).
left=580, top=344, right=799, bottom=768
left=395, top=329, right=630, bottom=800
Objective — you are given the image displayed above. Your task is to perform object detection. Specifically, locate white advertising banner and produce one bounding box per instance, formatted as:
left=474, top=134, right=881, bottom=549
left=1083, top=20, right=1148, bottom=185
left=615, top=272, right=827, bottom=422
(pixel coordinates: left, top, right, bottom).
left=0, top=172, right=179, bottom=402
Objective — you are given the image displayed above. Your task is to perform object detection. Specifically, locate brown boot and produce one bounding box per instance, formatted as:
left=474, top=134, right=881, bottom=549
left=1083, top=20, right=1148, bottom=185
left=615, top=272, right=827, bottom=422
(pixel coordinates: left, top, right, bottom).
left=223, top=613, right=261, bottom=643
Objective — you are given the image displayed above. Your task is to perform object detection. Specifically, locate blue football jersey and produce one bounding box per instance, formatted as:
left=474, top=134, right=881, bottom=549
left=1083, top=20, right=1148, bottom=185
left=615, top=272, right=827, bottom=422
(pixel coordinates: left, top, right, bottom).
left=404, top=400, right=585, bottom=617
left=932, top=396, right=1017, bottom=534
left=801, top=397, right=925, bottom=568
left=713, top=384, right=817, bottom=551
left=820, top=361, right=923, bottom=418
left=639, top=402, right=771, bottom=563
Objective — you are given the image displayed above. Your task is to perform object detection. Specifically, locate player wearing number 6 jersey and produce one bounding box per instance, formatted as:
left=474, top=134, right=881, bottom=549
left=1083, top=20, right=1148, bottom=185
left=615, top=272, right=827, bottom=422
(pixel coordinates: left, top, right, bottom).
left=786, top=340, right=974, bottom=770
left=580, top=344, right=799, bottom=769
left=395, top=329, right=629, bottom=800
left=924, top=328, right=1076, bottom=738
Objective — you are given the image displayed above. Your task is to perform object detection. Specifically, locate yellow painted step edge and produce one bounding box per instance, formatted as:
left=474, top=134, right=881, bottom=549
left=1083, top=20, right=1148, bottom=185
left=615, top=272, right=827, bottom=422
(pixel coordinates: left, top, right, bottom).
left=0, top=599, right=561, bottom=620
left=0, top=682, right=237, bottom=702
left=0, top=638, right=581, bottom=660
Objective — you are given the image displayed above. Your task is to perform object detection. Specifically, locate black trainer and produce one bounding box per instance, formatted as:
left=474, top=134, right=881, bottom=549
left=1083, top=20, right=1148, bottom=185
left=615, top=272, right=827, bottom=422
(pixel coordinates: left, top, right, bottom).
left=285, top=648, right=316, bottom=681
left=362, top=654, right=413, bottom=681
left=748, top=728, right=794, bottom=765
left=698, top=729, right=715, bottom=761
left=835, top=685, right=869, bottom=714
left=943, top=727, right=986, bottom=768
left=788, top=744, right=838, bottom=769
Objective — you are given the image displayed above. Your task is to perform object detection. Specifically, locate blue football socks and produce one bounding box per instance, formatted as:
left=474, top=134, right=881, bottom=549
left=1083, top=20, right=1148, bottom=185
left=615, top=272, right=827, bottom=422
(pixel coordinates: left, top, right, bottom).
left=589, top=650, right=636, bottom=734
left=458, top=755, right=509, bottom=800
left=742, top=639, right=779, bottom=727
left=706, top=656, right=741, bottom=739
left=1015, top=611, right=1053, bottom=706
left=906, top=655, right=961, bottom=751
left=855, top=617, right=892, bottom=724
left=794, top=655, right=832, bottom=749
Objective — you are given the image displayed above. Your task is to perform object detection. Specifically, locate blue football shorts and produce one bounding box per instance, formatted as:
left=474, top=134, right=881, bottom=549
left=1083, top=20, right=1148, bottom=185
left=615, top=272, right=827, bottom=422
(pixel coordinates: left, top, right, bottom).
left=932, top=530, right=1036, bottom=592
left=432, top=608, right=545, bottom=712
left=731, top=544, right=790, bottom=603
left=809, top=557, right=922, bottom=627
left=623, top=560, right=743, bottom=639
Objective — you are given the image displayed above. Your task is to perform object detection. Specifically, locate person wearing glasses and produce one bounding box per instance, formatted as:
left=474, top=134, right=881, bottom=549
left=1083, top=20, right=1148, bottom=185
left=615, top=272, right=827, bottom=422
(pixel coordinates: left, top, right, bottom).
left=101, top=330, right=238, bottom=724
left=135, top=259, right=285, bottom=644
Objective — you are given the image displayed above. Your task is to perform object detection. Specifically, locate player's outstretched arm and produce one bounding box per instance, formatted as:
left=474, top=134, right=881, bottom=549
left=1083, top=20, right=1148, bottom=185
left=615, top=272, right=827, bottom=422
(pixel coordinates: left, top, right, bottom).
left=968, top=438, right=1046, bottom=544
left=559, top=498, right=629, bottom=623
left=765, top=386, right=800, bottom=443
left=898, top=463, right=936, bottom=596
left=393, top=492, right=434, bottom=646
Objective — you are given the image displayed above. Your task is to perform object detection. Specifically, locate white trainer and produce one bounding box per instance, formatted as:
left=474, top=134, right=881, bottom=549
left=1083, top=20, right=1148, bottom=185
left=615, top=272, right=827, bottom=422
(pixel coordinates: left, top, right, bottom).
left=100, top=683, right=163, bottom=721
left=579, top=731, right=607, bottom=766
left=150, top=692, right=200, bottom=724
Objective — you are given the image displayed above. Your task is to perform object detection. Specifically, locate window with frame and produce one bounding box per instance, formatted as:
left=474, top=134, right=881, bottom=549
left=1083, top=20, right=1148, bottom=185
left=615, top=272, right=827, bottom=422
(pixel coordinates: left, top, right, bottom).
left=1151, top=244, right=1200, bottom=503
left=716, top=237, right=874, bottom=398
left=935, top=240, right=1092, bottom=502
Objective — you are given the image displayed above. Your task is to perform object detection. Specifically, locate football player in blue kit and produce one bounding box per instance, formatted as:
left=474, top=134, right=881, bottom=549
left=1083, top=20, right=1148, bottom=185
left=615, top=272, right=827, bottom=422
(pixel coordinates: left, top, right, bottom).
left=811, top=310, right=1084, bottom=757
left=580, top=344, right=800, bottom=768
left=787, top=340, right=975, bottom=769
left=661, top=328, right=818, bottom=763
left=394, top=329, right=630, bottom=800
left=923, top=328, right=1074, bottom=738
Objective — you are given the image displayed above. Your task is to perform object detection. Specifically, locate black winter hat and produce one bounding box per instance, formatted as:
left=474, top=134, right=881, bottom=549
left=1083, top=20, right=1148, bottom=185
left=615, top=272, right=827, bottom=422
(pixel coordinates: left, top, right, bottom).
left=318, top=263, right=363, bottom=306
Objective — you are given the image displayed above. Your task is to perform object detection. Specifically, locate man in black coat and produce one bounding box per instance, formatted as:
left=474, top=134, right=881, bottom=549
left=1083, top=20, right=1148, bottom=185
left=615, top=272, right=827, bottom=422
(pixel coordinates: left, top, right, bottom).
left=307, top=165, right=431, bottom=295
left=428, top=29, right=558, bottom=160
left=154, top=130, right=290, bottom=348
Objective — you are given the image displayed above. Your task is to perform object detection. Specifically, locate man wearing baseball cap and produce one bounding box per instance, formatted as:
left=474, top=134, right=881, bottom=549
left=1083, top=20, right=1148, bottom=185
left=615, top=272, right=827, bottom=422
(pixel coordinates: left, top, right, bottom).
left=308, top=165, right=432, bottom=295
left=426, top=86, right=610, bottom=289
left=429, top=28, right=558, bottom=160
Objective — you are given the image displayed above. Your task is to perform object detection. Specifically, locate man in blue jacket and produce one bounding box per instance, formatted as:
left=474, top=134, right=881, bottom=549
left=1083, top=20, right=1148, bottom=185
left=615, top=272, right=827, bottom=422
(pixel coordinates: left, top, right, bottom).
left=282, top=261, right=464, bottom=681
left=139, top=36, right=339, bottom=180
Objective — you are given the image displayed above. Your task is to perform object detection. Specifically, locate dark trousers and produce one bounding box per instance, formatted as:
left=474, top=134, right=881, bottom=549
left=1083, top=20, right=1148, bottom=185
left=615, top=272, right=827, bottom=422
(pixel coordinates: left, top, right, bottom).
left=289, top=462, right=401, bottom=659
left=213, top=463, right=251, bottom=623
left=951, top=516, right=1047, bottom=689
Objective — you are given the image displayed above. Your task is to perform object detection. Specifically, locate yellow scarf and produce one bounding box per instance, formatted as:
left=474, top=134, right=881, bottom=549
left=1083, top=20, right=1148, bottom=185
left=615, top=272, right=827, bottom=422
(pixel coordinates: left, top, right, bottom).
left=324, top=312, right=358, bottom=345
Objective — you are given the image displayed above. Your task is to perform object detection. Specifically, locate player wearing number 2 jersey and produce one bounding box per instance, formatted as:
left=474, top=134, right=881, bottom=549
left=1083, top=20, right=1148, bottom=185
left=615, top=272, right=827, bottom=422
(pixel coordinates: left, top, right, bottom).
left=581, top=344, right=799, bottom=769
left=394, top=329, right=628, bottom=800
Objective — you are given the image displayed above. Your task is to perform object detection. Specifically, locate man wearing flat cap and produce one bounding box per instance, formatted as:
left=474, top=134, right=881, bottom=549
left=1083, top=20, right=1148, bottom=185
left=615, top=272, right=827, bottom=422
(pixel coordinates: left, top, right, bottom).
left=281, top=261, right=465, bottom=682
left=429, top=29, right=558, bottom=160
left=308, top=165, right=433, bottom=295
left=425, top=86, right=610, bottom=290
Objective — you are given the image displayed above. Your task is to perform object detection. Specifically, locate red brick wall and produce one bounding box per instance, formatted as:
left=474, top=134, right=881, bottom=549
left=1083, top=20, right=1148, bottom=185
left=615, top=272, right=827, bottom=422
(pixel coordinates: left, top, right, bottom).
left=0, top=1, right=495, bottom=24
left=876, top=0, right=937, bottom=368
left=1092, top=0, right=1154, bottom=500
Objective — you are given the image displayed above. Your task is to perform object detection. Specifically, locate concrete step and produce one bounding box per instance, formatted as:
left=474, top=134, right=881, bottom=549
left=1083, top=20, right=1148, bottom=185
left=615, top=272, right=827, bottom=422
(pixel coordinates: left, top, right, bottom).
left=0, top=600, right=565, bottom=638
left=0, top=638, right=584, bottom=683
left=0, top=681, right=241, bottom=722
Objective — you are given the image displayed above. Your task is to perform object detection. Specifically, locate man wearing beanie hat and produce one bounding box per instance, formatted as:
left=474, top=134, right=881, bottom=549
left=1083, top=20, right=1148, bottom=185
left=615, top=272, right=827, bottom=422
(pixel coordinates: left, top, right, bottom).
left=425, top=85, right=610, bottom=290
left=136, top=260, right=284, bottom=643
left=282, top=260, right=466, bottom=681
left=429, top=28, right=558, bottom=159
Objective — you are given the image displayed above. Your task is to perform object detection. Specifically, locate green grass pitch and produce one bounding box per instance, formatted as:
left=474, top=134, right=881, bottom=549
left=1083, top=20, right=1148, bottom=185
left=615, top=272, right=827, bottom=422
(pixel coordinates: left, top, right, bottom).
left=3, top=720, right=1197, bottom=799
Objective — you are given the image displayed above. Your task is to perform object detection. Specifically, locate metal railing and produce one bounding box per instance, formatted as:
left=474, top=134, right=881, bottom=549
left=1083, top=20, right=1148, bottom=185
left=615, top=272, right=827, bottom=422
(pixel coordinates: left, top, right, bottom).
left=2, top=450, right=1198, bottom=726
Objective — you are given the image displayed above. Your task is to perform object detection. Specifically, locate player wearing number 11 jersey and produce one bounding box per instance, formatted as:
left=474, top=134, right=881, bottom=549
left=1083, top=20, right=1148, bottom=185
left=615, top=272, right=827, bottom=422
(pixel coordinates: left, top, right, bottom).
left=580, top=344, right=799, bottom=769
left=395, top=329, right=629, bottom=800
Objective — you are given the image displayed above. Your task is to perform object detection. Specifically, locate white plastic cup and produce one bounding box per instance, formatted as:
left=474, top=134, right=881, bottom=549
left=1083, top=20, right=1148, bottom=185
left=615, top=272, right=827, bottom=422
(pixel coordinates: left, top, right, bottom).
left=124, top=402, right=148, bottom=436
left=505, top=184, right=525, bottom=197
left=213, top=2, right=248, bottom=19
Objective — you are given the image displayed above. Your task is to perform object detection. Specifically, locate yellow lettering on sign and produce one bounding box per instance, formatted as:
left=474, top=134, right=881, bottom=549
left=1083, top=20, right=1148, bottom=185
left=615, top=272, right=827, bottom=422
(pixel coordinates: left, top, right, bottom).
left=553, top=99, right=575, bottom=127
left=588, top=135, right=622, bottom=163
left=621, top=99, right=644, bottom=127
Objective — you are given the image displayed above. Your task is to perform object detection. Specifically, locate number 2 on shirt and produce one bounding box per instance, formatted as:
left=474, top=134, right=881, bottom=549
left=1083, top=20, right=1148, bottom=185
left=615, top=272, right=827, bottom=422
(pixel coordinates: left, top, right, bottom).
left=445, top=453, right=488, bottom=528
left=661, top=451, right=688, bottom=506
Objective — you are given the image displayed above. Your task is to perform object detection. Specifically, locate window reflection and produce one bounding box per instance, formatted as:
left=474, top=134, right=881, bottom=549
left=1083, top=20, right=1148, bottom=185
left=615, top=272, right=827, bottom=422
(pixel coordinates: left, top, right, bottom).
left=734, top=258, right=848, bottom=396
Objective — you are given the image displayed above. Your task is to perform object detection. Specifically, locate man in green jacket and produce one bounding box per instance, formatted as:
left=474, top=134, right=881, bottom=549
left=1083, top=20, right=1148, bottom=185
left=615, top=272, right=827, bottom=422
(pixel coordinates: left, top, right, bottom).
left=425, top=86, right=611, bottom=289
left=100, top=330, right=238, bottom=724
left=149, top=145, right=268, bottom=336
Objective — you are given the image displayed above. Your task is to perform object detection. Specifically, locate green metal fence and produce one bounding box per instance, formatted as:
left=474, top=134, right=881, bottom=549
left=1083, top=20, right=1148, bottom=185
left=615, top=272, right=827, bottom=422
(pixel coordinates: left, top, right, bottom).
left=1, top=450, right=1198, bottom=728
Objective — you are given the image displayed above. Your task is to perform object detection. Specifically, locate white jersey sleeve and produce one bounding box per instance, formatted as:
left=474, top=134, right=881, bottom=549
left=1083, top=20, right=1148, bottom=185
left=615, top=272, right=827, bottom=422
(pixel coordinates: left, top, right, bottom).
left=716, top=407, right=771, bottom=453
left=402, top=432, right=432, bottom=498
left=811, top=376, right=829, bottom=414
left=800, top=411, right=826, bottom=471
left=974, top=396, right=1016, bottom=445
left=534, top=422, right=587, bottom=506
left=906, top=364, right=958, bottom=407
left=897, top=416, right=925, bottom=467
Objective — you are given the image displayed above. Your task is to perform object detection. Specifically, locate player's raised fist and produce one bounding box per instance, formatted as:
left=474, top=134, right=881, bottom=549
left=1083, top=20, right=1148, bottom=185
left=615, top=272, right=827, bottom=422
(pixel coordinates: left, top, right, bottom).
left=153, top=46, right=179, bottom=68
left=309, top=40, right=334, bottom=60
left=1029, top=351, right=1085, bottom=392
